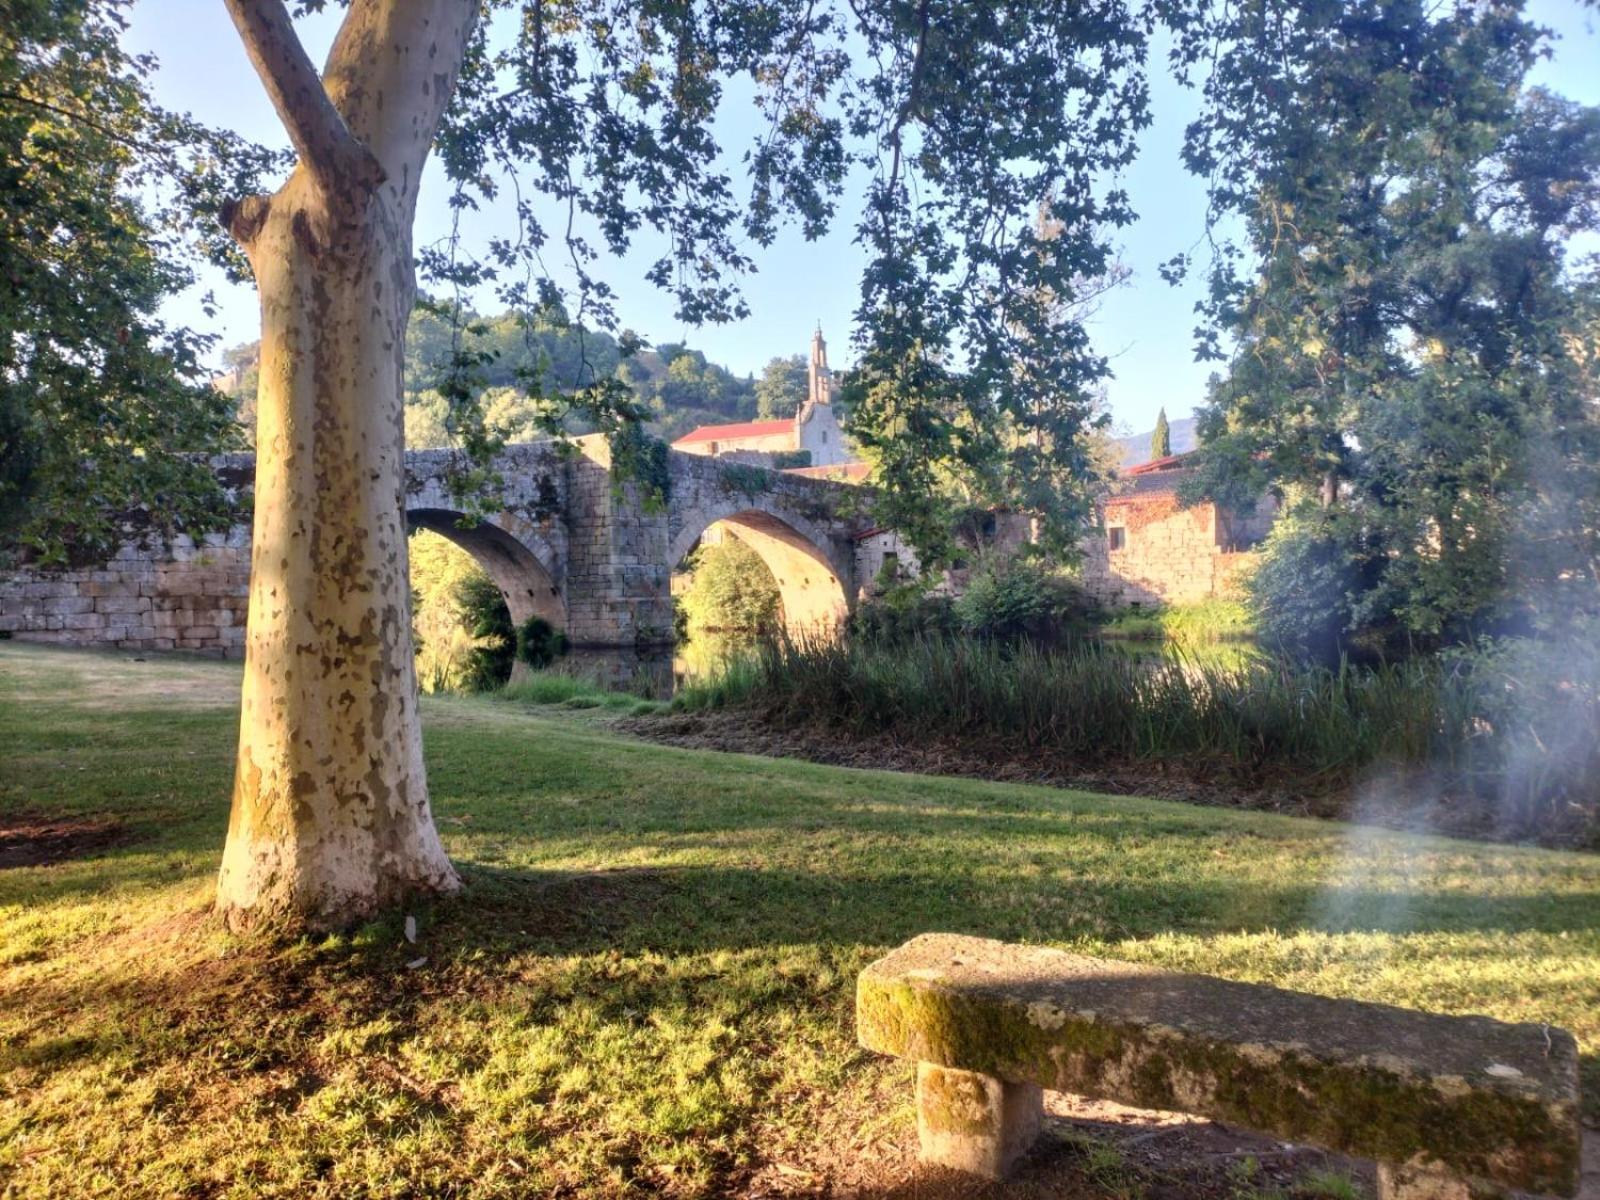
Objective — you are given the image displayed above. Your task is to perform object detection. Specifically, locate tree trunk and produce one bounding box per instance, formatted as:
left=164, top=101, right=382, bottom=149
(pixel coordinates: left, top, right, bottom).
left=216, top=0, right=477, bottom=931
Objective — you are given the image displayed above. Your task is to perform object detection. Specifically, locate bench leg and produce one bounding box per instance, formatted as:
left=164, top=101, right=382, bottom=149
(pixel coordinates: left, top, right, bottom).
left=1375, top=1164, right=1478, bottom=1200
left=915, top=1062, right=1043, bottom=1180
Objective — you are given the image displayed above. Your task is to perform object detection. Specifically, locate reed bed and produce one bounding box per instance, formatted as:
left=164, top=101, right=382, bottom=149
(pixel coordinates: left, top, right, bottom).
left=676, top=633, right=1600, bottom=844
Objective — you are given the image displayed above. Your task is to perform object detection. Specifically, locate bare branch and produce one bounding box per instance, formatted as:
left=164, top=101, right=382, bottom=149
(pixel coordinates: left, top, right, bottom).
left=223, top=0, right=383, bottom=197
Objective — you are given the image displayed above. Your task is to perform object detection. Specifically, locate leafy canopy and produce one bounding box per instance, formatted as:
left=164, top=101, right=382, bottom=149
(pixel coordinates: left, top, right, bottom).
left=403, top=0, right=1164, bottom=564
left=0, top=0, right=279, bottom=563
left=755, top=355, right=808, bottom=421
left=1177, top=0, right=1600, bottom=644
left=678, top=536, right=781, bottom=635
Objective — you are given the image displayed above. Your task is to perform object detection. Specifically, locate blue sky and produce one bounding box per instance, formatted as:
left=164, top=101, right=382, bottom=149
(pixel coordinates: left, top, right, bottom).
left=130, top=2, right=1599, bottom=436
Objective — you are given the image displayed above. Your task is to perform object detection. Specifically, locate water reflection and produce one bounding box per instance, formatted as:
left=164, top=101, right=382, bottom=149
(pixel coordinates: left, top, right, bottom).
left=555, top=630, right=758, bottom=700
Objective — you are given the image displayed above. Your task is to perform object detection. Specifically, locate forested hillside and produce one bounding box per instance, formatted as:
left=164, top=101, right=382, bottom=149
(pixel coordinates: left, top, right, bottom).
left=216, top=303, right=812, bottom=448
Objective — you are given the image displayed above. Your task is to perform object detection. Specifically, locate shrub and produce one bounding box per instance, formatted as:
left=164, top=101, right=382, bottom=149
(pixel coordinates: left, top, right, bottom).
left=1246, top=509, right=1359, bottom=661
left=516, top=616, right=570, bottom=669
left=456, top=572, right=515, bottom=691
left=952, top=557, right=1089, bottom=643
left=849, top=583, right=958, bottom=644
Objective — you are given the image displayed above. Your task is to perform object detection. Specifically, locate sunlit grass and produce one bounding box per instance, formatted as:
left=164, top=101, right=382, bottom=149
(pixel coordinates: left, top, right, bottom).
left=1, top=642, right=1597, bottom=1197
left=1099, top=597, right=1256, bottom=643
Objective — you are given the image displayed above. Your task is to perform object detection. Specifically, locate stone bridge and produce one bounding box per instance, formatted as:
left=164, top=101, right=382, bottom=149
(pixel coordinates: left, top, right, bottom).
left=0, top=437, right=873, bottom=657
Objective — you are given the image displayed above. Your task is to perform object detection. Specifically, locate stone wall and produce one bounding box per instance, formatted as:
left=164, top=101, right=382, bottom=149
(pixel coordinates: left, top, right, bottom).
left=1079, top=491, right=1277, bottom=608
left=664, top=454, right=861, bottom=634
left=0, top=529, right=252, bottom=657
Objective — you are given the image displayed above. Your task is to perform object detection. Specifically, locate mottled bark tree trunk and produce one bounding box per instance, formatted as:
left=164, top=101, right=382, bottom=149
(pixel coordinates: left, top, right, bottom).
left=215, top=0, right=477, bottom=931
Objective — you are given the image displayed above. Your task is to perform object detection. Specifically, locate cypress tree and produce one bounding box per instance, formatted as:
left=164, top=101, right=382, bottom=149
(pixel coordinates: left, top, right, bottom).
left=1151, top=408, right=1171, bottom=460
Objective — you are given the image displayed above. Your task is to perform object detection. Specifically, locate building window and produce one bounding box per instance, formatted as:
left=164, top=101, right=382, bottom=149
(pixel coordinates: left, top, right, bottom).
left=1108, top=526, right=1127, bottom=552
left=821, top=430, right=828, bottom=444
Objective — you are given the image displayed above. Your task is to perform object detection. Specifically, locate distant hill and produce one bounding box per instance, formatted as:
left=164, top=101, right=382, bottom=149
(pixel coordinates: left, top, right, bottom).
left=1113, top=416, right=1198, bottom=466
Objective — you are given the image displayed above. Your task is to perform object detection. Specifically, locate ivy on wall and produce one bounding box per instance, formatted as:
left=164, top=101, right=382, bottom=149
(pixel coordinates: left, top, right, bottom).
left=608, top=425, right=672, bottom=512
left=717, top=464, right=772, bottom=500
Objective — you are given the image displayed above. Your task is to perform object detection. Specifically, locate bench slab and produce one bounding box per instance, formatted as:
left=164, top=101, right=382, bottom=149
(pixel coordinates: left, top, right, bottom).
left=858, top=934, right=1581, bottom=1197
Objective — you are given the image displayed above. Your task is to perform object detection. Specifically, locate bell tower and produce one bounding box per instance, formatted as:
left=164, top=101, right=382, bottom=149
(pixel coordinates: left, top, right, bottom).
left=807, top=323, right=834, bottom=409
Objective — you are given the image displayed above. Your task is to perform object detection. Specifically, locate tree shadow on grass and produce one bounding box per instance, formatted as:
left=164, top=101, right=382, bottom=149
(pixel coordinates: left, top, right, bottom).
left=10, top=857, right=1596, bottom=1041
left=5, top=858, right=1597, bottom=1192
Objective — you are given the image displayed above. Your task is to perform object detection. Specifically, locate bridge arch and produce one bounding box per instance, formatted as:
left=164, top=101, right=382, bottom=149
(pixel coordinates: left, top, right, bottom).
left=669, top=497, right=851, bottom=635
left=406, top=508, right=565, bottom=630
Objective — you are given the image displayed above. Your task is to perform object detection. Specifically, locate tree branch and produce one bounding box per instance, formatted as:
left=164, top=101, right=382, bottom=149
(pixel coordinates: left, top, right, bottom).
left=223, top=0, right=383, bottom=197
left=321, top=0, right=480, bottom=221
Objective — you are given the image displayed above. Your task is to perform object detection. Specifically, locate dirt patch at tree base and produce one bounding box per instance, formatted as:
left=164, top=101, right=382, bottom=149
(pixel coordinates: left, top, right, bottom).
left=622, top=710, right=1580, bottom=847
left=0, top=811, right=133, bottom=869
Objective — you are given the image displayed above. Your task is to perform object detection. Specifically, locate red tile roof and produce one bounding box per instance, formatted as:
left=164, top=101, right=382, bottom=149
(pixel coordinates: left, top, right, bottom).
left=1106, top=465, right=1198, bottom=503
left=1124, top=452, right=1192, bottom=476
left=672, top=418, right=793, bottom=446
left=784, top=462, right=872, bottom=483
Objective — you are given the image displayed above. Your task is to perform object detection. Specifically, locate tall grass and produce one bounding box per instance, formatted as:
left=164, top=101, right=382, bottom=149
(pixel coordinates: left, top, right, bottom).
left=680, top=633, right=1600, bottom=844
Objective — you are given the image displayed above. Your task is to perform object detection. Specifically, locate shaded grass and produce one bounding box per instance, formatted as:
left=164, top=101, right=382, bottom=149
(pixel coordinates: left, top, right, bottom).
left=497, top=674, right=665, bottom=714
left=1, top=642, right=1598, bottom=1198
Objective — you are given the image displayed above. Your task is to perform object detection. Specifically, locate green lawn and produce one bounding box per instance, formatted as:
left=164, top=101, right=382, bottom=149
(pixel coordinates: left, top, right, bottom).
left=1, top=642, right=1597, bottom=1197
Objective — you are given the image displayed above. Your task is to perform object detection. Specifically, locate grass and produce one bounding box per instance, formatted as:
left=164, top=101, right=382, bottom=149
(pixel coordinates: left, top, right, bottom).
left=2, top=642, right=1598, bottom=1197
left=679, top=633, right=1600, bottom=845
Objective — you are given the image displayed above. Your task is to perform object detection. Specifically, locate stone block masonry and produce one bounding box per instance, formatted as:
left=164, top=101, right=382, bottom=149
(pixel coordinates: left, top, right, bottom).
left=0, top=529, right=252, bottom=657
left=1079, top=476, right=1279, bottom=609
left=2, top=439, right=871, bottom=655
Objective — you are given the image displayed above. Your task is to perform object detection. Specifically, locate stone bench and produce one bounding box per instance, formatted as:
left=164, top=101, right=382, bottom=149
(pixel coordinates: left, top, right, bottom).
left=857, top=934, right=1582, bottom=1199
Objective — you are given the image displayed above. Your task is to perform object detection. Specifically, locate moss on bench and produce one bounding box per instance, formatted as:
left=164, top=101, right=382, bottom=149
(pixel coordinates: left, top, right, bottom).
left=858, top=934, right=1582, bottom=1197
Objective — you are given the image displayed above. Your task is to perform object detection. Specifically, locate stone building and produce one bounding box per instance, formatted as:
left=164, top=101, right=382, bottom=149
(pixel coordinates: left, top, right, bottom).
left=854, top=511, right=1037, bottom=601
left=672, top=326, right=855, bottom=467
left=856, top=452, right=1279, bottom=610
left=1078, top=453, right=1277, bottom=607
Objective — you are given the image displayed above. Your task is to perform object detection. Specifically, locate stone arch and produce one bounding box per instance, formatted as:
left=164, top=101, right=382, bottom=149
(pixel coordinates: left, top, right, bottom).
left=669, top=498, right=851, bottom=635
left=406, top=508, right=565, bottom=630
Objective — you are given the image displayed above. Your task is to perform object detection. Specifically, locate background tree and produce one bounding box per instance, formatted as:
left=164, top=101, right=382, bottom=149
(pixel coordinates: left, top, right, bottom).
left=678, top=537, right=782, bottom=635
left=755, top=355, right=809, bottom=420
left=1178, top=0, right=1600, bottom=649
left=1150, top=407, right=1170, bottom=460
left=0, top=0, right=275, bottom=564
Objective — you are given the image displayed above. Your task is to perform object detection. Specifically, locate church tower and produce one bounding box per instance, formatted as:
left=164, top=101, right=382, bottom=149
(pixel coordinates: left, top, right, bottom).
left=795, top=324, right=852, bottom=467
left=807, top=324, right=834, bottom=409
